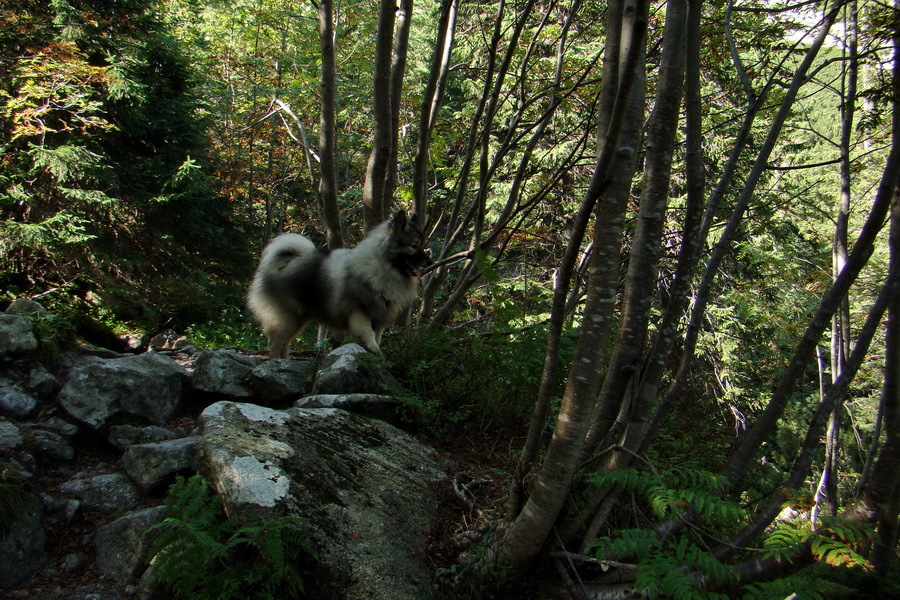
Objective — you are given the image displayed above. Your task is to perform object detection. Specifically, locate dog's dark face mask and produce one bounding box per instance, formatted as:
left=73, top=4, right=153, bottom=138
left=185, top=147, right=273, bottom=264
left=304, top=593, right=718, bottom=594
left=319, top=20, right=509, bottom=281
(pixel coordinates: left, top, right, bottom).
left=389, top=211, right=433, bottom=279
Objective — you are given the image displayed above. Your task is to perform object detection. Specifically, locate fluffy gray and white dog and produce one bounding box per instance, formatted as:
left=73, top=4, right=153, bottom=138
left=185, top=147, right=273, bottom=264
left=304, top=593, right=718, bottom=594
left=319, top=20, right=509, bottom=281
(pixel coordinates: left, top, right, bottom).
left=248, top=211, right=432, bottom=358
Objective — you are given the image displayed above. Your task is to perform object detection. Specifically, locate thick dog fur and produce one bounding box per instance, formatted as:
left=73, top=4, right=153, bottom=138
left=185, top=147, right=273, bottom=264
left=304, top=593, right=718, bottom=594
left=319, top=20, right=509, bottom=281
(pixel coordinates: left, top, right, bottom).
left=248, top=211, right=431, bottom=358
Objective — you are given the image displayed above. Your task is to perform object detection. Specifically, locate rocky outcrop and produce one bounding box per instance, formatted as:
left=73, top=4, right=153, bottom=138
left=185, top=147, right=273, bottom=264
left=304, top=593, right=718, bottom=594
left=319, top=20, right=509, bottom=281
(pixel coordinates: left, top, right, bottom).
left=0, top=301, right=445, bottom=599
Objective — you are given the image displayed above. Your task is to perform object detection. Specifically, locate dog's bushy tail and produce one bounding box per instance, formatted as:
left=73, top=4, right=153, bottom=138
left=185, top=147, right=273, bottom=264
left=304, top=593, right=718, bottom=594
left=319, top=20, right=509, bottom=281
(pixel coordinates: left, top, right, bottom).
left=258, top=233, right=317, bottom=266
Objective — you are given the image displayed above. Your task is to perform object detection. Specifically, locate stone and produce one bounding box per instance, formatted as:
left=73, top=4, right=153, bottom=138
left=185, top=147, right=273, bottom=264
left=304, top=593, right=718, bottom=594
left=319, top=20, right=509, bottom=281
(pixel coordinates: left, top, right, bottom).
left=248, top=358, right=316, bottom=404
left=57, top=353, right=188, bottom=430
left=122, top=436, right=200, bottom=492
left=311, top=344, right=406, bottom=396
left=0, top=492, right=47, bottom=588
left=296, top=393, right=416, bottom=427
left=59, top=473, right=140, bottom=514
left=192, top=349, right=258, bottom=398
left=29, top=429, right=75, bottom=462
left=0, top=314, right=38, bottom=357
left=0, top=420, right=24, bottom=451
left=197, top=400, right=445, bottom=600
left=95, top=506, right=167, bottom=584
left=27, top=364, right=61, bottom=399
left=4, top=299, right=47, bottom=317
left=0, top=382, right=38, bottom=419
left=108, top=424, right=177, bottom=451
left=37, top=417, right=79, bottom=438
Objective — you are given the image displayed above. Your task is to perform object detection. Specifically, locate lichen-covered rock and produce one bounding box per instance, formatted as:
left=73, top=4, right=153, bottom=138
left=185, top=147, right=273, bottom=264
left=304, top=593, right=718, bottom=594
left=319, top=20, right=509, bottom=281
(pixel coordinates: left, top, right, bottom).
left=296, top=393, right=416, bottom=427
left=29, top=429, right=75, bottom=462
left=196, top=401, right=445, bottom=600
left=108, top=424, right=177, bottom=451
left=27, top=363, right=61, bottom=400
left=0, top=420, right=24, bottom=451
left=59, top=473, right=140, bottom=514
left=4, top=299, right=47, bottom=317
left=57, top=353, right=188, bottom=430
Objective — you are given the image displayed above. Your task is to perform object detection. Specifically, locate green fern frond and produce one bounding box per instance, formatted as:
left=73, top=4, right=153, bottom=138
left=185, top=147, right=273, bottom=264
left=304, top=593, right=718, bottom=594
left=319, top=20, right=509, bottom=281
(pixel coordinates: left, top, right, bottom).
left=146, top=474, right=317, bottom=600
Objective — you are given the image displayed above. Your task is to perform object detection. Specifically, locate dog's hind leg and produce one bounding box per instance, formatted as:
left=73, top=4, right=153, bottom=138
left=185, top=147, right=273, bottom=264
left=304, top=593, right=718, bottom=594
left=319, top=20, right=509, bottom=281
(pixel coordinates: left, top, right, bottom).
left=347, top=311, right=383, bottom=356
left=266, top=320, right=305, bottom=359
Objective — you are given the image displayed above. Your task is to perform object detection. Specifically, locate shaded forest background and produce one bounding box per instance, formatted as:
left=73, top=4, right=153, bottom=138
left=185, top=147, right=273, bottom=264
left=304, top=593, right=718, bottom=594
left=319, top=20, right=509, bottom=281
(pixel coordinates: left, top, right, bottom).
left=2, top=0, right=900, bottom=598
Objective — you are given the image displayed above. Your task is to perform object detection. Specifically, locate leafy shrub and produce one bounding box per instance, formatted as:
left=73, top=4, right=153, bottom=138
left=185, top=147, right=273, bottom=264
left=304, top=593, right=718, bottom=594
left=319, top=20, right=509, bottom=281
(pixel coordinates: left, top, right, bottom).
left=147, top=474, right=317, bottom=600
left=185, top=307, right=264, bottom=350
left=384, top=324, right=576, bottom=438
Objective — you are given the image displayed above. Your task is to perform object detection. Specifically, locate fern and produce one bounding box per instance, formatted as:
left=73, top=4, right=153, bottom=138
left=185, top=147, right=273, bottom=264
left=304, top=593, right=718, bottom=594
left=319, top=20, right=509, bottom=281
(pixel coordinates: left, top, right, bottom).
left=147, top=475, right=317, bottom=600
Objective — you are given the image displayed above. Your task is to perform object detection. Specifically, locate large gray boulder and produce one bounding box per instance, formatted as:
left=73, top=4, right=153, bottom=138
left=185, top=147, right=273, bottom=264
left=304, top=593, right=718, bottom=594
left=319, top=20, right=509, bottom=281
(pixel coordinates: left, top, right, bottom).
left=196, top=401, right=445, bottom=600
left=4, top=299, right=47, bottom=317
left=0, top=314, right=38, bottom=357
left=57, top=353, right=188, bottom=430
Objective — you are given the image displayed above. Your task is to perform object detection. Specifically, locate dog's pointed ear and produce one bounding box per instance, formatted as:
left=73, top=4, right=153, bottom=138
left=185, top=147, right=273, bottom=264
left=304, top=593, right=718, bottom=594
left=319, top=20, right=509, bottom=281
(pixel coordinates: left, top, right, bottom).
left=391, top=210, right=407, bottom=229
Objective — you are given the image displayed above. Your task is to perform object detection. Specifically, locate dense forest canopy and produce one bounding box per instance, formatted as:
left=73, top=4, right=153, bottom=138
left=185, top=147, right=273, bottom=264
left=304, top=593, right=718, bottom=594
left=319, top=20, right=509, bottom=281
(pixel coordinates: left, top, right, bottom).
left=2, top=0, right=899, bottom=597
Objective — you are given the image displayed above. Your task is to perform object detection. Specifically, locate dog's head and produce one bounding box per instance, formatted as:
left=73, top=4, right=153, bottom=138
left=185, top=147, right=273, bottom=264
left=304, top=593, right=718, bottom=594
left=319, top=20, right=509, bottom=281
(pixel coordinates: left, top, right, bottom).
left=388, top=211, right=432, bottom=279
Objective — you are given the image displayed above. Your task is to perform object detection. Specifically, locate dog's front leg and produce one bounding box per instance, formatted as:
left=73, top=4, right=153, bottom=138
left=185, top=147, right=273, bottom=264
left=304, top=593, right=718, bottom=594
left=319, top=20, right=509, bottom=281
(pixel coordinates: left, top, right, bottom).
left=347, top=311, right=383, bottom=357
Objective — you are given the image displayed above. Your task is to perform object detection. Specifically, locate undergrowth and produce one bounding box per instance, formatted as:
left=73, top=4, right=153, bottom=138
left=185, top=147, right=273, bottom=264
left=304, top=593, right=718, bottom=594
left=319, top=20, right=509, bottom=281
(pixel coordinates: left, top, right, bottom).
left=384, top=324, right=577, bottom=439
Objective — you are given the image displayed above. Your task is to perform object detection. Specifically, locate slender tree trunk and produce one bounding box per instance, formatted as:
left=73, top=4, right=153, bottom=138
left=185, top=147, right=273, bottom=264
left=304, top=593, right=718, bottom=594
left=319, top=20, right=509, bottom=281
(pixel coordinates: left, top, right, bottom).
left=384, top=0, right=412, bottom=216
left=362, top=0, right=397, bottom=231
left=509, top=0, right=638, bottom=520
left=313, top=0, right=343, bottom=248
left=496, top=0, right=650, bottom=573
left=815, top=0, right=858, bottom=524
left=412, top=0, right=457, bottom=222
left=583, top=0, right=688, bottom=455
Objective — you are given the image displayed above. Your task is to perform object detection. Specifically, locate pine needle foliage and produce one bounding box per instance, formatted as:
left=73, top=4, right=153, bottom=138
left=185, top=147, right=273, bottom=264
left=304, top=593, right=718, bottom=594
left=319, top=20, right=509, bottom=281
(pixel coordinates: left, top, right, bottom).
left=147, top=474, right=317, bottom=600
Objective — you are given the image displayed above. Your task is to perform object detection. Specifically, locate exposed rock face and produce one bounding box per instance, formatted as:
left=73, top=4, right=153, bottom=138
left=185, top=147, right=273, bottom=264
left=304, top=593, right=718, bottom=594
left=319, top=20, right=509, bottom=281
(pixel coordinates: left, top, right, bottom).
left=198, top=401, right=445, bottom=600
left=57, top=353, right=189, bottom=430
left=248, top=358, right=316, bottom=404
